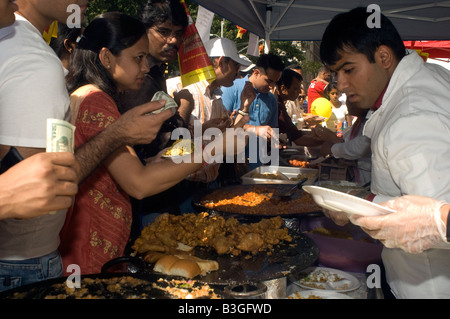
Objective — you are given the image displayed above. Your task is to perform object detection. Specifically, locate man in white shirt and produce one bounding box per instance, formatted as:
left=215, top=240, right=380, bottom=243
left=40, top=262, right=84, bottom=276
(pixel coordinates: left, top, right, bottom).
left=0, top=0, right=172, bottom=292
left=320, top=7, right=450, bottom=298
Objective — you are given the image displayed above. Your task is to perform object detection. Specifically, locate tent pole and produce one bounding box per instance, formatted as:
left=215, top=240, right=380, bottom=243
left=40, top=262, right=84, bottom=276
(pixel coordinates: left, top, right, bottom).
left=265, top=4, right=271, bottom=53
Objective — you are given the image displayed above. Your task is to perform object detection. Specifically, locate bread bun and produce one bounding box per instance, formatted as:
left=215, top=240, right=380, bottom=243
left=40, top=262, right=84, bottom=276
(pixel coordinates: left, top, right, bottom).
left=153, top=255, right=180, bottom=274
left=168, top=259, right=201, bottom=278
left=152, top=253, right=219, bottom=279
left=174, top=254, right=219, bottom=275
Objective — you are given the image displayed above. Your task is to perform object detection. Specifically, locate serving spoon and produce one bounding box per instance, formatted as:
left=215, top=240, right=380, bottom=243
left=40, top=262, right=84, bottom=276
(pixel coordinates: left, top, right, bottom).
left=266, top=177, right=308, bottom=204
left=279, top=177, right=308, bottom=200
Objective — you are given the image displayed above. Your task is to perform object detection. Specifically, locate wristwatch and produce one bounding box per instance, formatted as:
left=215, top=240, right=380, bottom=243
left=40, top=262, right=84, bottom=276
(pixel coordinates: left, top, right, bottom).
left=238, top=109, right=249, bottom=116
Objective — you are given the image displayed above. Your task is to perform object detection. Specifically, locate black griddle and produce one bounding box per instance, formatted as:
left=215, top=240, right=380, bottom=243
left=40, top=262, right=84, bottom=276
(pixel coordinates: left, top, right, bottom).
left=0, top=272, right=223, bottom=299
left=192, top=184, right=323, bottom=221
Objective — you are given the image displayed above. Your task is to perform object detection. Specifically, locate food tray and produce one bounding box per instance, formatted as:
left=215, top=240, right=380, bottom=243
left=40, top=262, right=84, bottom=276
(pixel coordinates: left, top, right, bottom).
left=241, top=165, right=318, bottom=185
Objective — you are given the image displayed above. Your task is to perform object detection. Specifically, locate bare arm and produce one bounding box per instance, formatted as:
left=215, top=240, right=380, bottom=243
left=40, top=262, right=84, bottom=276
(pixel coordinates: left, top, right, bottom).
left=233, top=81, right=255, bottom=126
left=173, top=89, right=194, bottom=124
left=101, top=117, right=249, bottom=200
left=1, top=101, right=172, bottom=185
left=74, top=100, right=173, bottom=183
left=103, top=145, right=203, bottom=200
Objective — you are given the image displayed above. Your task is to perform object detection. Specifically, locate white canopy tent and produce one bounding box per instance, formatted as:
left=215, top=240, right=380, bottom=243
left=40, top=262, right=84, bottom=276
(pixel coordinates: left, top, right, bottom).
left=193, top=0, right=450, bottom=50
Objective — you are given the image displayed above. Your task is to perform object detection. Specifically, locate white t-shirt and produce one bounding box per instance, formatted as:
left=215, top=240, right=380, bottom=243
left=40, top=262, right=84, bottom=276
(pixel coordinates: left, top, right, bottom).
left=0, top=15, right=70, bottom=148
left=332, top=104, right=348, bottom=122
left=0, top=15, right=69, bottom=260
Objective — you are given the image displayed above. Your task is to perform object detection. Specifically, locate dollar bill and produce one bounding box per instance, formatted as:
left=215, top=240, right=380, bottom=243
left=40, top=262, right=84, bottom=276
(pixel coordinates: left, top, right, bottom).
left=46, top=118, right=76, bottom=215
left=46, top=118, right=75, bottom=153
left=148, top=90, right=178, bottom=114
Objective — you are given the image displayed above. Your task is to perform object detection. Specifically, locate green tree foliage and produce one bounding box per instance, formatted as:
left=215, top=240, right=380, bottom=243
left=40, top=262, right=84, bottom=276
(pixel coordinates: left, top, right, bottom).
left=187, top=1, right=305, bottom=67
left=84, top=0, right=315, bottom=75
left=85, top=0, right=146, bottom=22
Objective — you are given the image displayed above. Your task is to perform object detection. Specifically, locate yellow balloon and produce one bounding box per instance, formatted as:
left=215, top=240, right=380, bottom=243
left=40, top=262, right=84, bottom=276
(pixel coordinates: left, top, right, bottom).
left=311, top=97, right=332, bottom=119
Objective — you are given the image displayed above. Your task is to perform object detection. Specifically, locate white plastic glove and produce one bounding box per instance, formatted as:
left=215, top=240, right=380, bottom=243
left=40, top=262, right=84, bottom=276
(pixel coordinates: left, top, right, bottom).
left=323, top=209, right=350, bottom=226
left=351, top=195, right=449, bottom=254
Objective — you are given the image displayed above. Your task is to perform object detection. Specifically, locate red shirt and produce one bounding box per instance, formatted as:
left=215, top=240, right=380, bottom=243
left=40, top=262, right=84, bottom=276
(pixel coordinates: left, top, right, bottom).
left=307, top=80, right=327, bottom=113
left=59, top=90, right=132, bottom=275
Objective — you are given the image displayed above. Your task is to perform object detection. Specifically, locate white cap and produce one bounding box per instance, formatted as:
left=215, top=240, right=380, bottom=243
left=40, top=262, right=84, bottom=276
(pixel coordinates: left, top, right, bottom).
left=239, top=54, right=256, bottom=72
left=204, top=37, right=251, bottom=66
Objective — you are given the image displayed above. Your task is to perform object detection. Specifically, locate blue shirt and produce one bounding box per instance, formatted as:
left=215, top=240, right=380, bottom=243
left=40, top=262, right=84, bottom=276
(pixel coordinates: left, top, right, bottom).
left=221, top=76, right=278, bottom=127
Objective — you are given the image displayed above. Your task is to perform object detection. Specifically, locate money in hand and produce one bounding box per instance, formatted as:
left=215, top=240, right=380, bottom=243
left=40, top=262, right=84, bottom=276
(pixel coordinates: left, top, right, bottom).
left=148, top=91, right=178, bottom=115
left=46, top=118, right=76, bottom=214
left=46, top=118, right=75, bottom=153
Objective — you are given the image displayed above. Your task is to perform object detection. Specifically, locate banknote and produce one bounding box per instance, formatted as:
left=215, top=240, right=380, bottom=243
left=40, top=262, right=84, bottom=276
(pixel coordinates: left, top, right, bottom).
left=46, top=118, right=76, bottom=215
left=148, top=90, right=178, bottom=115
left=46, top=118, right=75, bottom=153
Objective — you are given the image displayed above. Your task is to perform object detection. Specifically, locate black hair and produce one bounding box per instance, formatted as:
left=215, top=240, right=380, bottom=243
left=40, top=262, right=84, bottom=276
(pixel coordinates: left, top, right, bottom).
left=287, top=63, right=302, bottom=70
left=256, top=53, right=285, bottom=72
left=320, top=7, right=406, bottom=66
left=323, top=82, right=339, bottom=100
left=140, top=0, right=188, bottom=29
left=277, top=68, right=303, bottom=89
left=49, top=23, right=82, bottom=59
left=66, top=12, right=146, bottom=99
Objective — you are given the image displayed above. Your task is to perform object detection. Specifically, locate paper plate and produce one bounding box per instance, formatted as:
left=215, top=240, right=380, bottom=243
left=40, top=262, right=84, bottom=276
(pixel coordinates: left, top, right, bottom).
left=290, top=266, right=360, bottom=293
left=302, top=185, right=396, bottom=217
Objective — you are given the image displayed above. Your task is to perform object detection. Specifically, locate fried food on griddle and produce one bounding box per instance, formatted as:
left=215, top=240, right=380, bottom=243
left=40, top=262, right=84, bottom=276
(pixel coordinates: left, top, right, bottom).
left=132, top=212, right=292, bottom=257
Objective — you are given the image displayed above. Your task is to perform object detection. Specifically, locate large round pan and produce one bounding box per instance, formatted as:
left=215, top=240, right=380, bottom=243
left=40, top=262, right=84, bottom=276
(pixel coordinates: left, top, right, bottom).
left=192, top=184, right=323, bottom=221
left=189, top=231, right=319, bottom=285
left=0, top=271, right=223, bottom=299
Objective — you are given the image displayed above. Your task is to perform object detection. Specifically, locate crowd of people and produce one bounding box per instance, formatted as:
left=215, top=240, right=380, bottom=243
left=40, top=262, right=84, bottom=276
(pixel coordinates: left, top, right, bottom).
left=0, top=0, right=449, bottom=299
